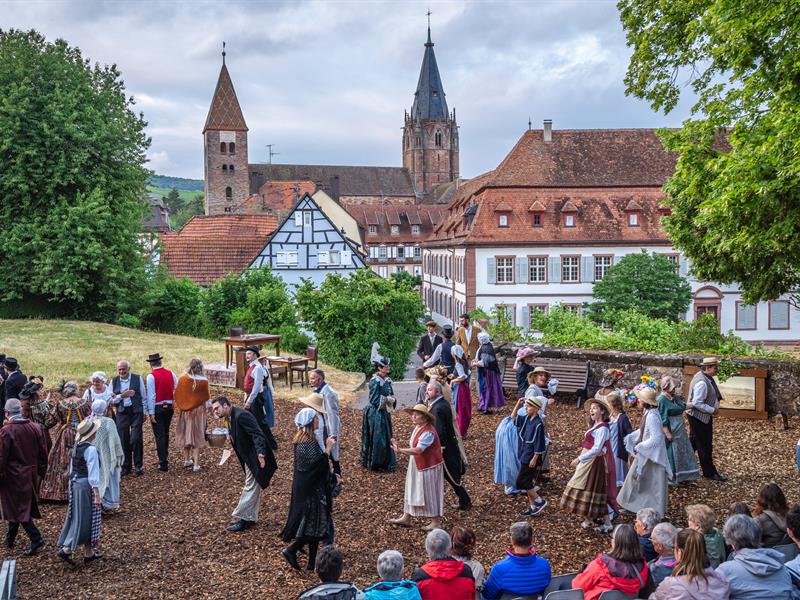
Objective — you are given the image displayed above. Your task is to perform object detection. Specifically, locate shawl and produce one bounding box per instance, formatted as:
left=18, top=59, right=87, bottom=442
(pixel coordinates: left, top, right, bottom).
left=174, top=374, right=210, bottom=411
left=280, top=438, right=331, bottom=542
left=92, top=415, right=124, bottom=496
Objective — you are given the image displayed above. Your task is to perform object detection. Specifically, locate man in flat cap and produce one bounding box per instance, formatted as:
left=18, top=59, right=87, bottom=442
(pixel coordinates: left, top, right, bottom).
left=417, top=321, right=443, bottom=364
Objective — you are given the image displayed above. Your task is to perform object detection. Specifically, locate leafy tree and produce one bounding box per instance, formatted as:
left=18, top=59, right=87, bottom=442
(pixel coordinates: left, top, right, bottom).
left=0, top=29, right=150, bottom=318
left=390, top=270, right=422, bottom=289
left=171, top=193, right=205, bottom=230
left=163, top=187, right=182, bottom=214
left=618, top=0, right=800, bottom=304
left=296, top=269, right=425, bottom=373
left=589, top=251, right=691, bottom=321
left=138, top=275, right=202, bottom=336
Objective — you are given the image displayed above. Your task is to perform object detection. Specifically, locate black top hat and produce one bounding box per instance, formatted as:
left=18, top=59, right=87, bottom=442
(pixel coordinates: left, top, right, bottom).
left=4, top=357, right=18, bottom=370
left=441, top=325, right=454, bottom=339
left=244, top=345, right=261, bottom=356
left=146, top=353, right=163, bottom=363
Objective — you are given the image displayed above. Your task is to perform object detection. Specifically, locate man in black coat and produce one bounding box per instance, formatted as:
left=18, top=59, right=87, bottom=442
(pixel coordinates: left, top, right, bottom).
left=426, top=380, right=471, bottom=510
left=211, top=397, right=277, bottom=532
left=416, top=320, right=443, bottom=363
left=2, top=358, right=26, bottom=424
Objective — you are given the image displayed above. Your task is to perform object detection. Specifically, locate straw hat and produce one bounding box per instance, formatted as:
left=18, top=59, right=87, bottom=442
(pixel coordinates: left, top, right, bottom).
left=527, top=366, right=550, bottom=383
left=700, top=357, right=719, bottom=368
left=524, top=396, right=545, bottom=410
left=299, top=392, right=325, bottom=414
left=405, top=403, right=435, bottom=421
left=635, top=387, right=659, bottom=406
left=588, top=396, right=611, bottom=414
left=75, top=418, right=100, bottom=443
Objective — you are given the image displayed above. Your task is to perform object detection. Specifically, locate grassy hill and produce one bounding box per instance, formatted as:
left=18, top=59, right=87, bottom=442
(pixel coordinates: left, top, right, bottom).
left=149, top=174, right=203, bottom=192
left=147, top=185, right=200, bottom=204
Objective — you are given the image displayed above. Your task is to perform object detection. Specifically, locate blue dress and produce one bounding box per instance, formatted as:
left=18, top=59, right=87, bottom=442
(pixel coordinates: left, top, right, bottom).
left=494, top=410, right=523, bottom=487
left=360, top=375, right=397, bottom=471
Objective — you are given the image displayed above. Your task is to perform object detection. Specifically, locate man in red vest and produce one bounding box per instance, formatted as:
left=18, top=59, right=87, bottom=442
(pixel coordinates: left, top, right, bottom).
left=242, top=345, right=276, bottom=449
left=145, top=353, right=177, bottom=472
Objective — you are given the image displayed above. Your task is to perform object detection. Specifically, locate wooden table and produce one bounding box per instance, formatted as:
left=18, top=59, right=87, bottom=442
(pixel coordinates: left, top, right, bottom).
left=223, top=334, right=281, bottom=369
left=266, top=356, right=309, bottom=390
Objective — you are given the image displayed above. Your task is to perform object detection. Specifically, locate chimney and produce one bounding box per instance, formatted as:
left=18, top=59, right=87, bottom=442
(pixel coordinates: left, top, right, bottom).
left=543, top=119, right=552, bottom=142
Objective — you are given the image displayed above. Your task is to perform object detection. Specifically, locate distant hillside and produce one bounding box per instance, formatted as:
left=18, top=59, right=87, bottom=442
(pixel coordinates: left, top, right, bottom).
left=149, top=174, right=204, bottom=192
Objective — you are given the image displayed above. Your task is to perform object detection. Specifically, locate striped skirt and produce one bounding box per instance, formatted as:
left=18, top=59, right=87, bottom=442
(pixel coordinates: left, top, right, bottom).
left=560, top=455, right=608, bottom=518
left=404, top=459, right=444, bottom=518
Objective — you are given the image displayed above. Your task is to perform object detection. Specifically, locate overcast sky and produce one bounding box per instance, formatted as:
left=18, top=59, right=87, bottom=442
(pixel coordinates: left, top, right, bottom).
left=3, top=0, right=695, bottom=181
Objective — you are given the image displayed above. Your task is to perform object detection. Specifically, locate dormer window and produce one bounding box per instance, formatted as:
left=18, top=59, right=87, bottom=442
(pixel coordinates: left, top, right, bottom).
left=368, top=225, right=377, bottom=236
left=390, top=225, right=399, bottom=236
left=564, top=213, right=576, bottom=227
left=532, top=212, right=543, bottom=227
left=561, top=199, right=578, bottom=227
left=624, top=199, right=643, bottom=227
left=628, top=211, right=640, bottom=227
left=411, top=224, right=420, bottom=236
left=498, top=214, right=509, bottom=228
left=494, top=201, right=512, bottom=228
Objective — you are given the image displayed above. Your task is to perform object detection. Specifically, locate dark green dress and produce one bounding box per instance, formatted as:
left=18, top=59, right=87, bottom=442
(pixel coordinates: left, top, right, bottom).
left=360, top=375, right=396, bottom=471
left=657, top=392, right=700, bottom=482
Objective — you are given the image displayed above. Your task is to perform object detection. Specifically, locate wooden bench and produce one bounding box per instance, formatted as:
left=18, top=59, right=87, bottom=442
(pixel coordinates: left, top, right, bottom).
left=0, top=560, right=16, bottom=600
left=502, top=359, right=590, bottom=407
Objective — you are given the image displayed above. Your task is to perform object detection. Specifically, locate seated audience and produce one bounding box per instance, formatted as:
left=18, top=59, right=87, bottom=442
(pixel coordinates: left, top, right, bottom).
left=481, top=521, right=552, bottom=600
left=782, top=505, right=800, bottom=588
left=687, top=504, right=726, bottom=568
left=649, top=528, right=730, bottom=600
left=573, top=524, right=653, bottom=600
left=297, top=545, right=364, bottom=600
left=753, top=483, right=791, bottom=547
left=450, top=526, right=485, bottom=599
left=636, top=507, right=661, bottom=562
left=364, top=550, right=421, bottom=600
left=411, top=529, right=476, bottom=600
left=728, top=501, right=751, bottom=518
left=648, top=522, right=678, bottom=587
left=716, top=514, right=793, bottom=599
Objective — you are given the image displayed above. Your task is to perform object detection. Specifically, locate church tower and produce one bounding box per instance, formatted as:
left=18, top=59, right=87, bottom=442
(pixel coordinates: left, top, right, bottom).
left=403, top=24, right=459, bottom=199
left=203, top=46, right=249, bottom=215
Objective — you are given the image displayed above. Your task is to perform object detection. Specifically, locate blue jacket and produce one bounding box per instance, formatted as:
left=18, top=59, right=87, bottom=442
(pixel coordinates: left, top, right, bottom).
left=481, top=549, right=552, bottom=600
left=363, top=580, right=421, bottom=600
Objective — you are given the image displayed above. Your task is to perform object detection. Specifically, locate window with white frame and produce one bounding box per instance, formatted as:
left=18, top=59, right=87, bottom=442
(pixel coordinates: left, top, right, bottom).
left=628, top=212, right=639, bottom=226
left=528, top=256, right=547, bottom=283
left=769, top=301, right=790, bottom=329
left=317, top=251, right=329, bottom=265
left=496, top=257, right=515, bottom=283
left=303, top=211, right=312, bottom=226
left=594, top=255, right=613, bottom=281
left=664, top=253, right=680, bottom=274
left=411, top=225, right=420, bottom=236
left=368, top=225, right=377, bottom=236
left=563, top=304, right=581, bottom=315
left=379, top=266, right=387, bottom=277
left=736, top=302, right=756, bottom=330
left=294, top=213, right=302, bottom=227
left=378, top=246, right=387, bottom=259
left=564, top=213, right=576, bottom=227
left=396, top=265, right=405, bottom=272
left=562, top=256, right=580, bottom=282
left=414, top=246, right=421, bottom=258
left=498, top=214, right=508, bottom=227
left=390, top=225, right=399, bottom=236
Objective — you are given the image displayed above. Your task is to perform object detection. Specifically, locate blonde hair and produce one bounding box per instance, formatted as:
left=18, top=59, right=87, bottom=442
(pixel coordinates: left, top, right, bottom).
left=686, top=504, right=716, bottom=534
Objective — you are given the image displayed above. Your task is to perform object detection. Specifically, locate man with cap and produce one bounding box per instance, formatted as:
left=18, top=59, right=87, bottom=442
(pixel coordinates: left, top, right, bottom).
left=211, top=396, right=277, bottom=532
left=423, top=324, right=456, bottom=375
left=243, top=345, right=276, bottom=449
left=2, top=358, right=26, bottom=423
left=686, top=357, right=726, bottom=481
left=510, top=395, right=547, bottom=516
left=426, top=380, right=471, bottom=511
left=0, top=398, right=49, bottom=555
left=417, top=320, right=443, bottom=364
left=111, top=360, right=146, bottom=476
left=145, top=353, right=177, bottom=472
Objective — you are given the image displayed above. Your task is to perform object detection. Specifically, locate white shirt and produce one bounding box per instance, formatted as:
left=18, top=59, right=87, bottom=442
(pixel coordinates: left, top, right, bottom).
left=423, top=344, right=446, bottom=368
left=413, top=430, right=435, bottom=450
left=246, top=359, right=267, bottom=405
left=82, top=386, right=114, bottom=406
left=580, top=423, right=609, bottom=463
left=111, top=376, right=146, bottom=408
left=690, top=380, right=716, bottom=414
left=70, top=444, right=101, bottom=487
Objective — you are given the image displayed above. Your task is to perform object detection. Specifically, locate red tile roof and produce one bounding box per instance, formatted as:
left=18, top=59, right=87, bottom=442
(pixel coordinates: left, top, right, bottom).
left=160, top=215, right=277, bottom=285
left=203, top=65, right=248, bottom=133
left=353, top=205, right=444, bottom=245
left=236, top=180, right=317, bottom=214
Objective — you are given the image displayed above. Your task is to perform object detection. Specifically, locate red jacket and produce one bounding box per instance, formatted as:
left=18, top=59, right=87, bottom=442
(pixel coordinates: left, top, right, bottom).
left=411, top=559, right=476, bottom=600
left=573, top=554, right=649, bottom=600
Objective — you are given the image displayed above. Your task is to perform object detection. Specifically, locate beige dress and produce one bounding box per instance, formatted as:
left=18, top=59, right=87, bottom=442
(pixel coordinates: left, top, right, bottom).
left=174, top=374, right=209, bottom=449
left=403, top=426, right=444, bottom=518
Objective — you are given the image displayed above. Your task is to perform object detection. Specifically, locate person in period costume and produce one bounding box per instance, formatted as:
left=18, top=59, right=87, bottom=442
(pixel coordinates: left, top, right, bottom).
left=82, top=372, right=115, bottom=419
left=494, top=399, right=523, bottom=495
left=510, top=396, right=548, bottom=517
left=525, top=367, right=559, bottom=473
left=513, top=348, right=537, bottom=398
left=415, top=368, right=429, bottom=406
left=174, top=358, right=211, bottom=473
left=360, top=344, right=397, bottom=472
left=56, top=417, right=103, bottom=566
left=417, top=321, right=443, bottom=364
left=389, top=404, right=445, bottom=531
left=211, top=396, right=277, bottom=533
left=2, top=358, right=27, bottom=418
left=686, top=357, right=726, bottom=481
left=560, top=398, right=615, bottom=533
left=111, top=360, right=146, bottom=476
left=89, top=400, right=123, bottom=512
left=607, top=394, right=633, bottom=488
left=310, top=368, right=342, bottom=477
left=40, top=381, right=92, bottom=502
left=618, top=387, right=671, bottom=517
left=426, top=380, right=471, bottom=511
left=281, top=408, right=336, bottom=571
left=455, top=314, right=481, bottom=362
left=18, top=377, right=54, bottom=451
left=472, top=331, right=505, bottom=414
left=0, top=355, right=6, bottom=416
left=449, top=345, right=472, bottom=438
left=423, top=325, right=456, bottom=375
left=243, top=345, right=277, bottom=451
left=0, top=399, right=48, bottom=555
left=657, top=375, right=699, bottom=484
left=145, top=353, right=177, bottom=472
left=594, top=369, right=624, bottom=403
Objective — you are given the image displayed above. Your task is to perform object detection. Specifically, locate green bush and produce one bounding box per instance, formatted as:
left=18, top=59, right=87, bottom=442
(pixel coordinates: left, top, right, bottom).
left=138, top=275, right=202, bottom=336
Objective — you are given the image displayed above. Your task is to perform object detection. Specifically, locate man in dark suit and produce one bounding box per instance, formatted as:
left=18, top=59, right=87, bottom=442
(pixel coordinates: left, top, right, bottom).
left=2, top=358, right=27, bottom=421
left=417, top=320, right=443, bottom=364
left=211, top=396, right=277, bottom=532
left=426, top=380, right=471, bottom=511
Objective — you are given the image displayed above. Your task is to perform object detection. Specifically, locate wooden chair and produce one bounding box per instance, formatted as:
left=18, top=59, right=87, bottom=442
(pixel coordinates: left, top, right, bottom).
left=545, top=590, right=584, bottom=600
left=0, top=560, right=17, bottom=600
left=544, top=573, right=578, bottom=594
left=774, top=542, right=799, bottom=562
left=597, top=591, right=636, bottom=600
left=502, top=359, right=590, bottom=407
left=264, top=357, right=287, bottom=387
left=290, top=346, right=318, bottom=387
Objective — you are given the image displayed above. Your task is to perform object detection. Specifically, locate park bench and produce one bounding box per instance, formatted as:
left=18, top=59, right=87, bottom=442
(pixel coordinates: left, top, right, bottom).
left=0, top=560, right=16, bottom=600
left=502, top=359, right=590, bottom=407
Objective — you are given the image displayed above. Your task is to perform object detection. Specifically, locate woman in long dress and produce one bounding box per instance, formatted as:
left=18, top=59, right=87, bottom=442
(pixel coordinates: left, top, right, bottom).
left=82, top=372, right=115, bottom=419
left=40, top=381, right=92, bottom=502
left=657, top=375, right=700, bottom=484
left=618, top=387, right=671, bottom=516
left=18, top=377, right=55, bottom=451
left=89, top=399, right=124, bottom=512
left=607, top=393, right=632, bottom=487
left=450, top=345, right=472, bottom=438
left=360, top=344, right=397, bottom=472
left=389, top=404, right=444, bottom=531
left=473, top=332, right=505, bottom=414
left=560, top=398, right=615, bottom=532
left=494, top=401, right=523, bottom=495
left=281, top=408, right=335, bottom=571
left=174, top=358, right=211, bottom=472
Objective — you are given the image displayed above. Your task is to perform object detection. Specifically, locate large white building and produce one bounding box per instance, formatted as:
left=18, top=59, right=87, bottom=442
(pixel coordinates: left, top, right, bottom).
left=422, top=124, right=799, bottom=344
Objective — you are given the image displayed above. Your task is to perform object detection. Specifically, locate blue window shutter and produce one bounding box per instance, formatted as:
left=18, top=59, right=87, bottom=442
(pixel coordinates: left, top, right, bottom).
left=679, top=257, right=689, bottom=277
left=548, top=257, right=561, bottom=283
left=582, top=256, right=595, bottom=282
left=521, top=305, right=530, bottom=330
left=487, top=257, right=497, bottom=284
left=517, top=256, right=528, bottom=284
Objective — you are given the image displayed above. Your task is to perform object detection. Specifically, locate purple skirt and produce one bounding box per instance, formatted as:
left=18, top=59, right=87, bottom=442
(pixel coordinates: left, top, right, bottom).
left=479, top=369, right=506, bottom=411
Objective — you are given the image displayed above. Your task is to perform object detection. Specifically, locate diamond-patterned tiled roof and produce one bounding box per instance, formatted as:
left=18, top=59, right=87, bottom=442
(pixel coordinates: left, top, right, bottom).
left=203, top=64, right=248, bottom=133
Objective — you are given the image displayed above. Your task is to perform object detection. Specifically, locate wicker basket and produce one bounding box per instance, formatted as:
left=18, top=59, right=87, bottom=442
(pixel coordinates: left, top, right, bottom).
left=206, top=432, right=227, bottom=448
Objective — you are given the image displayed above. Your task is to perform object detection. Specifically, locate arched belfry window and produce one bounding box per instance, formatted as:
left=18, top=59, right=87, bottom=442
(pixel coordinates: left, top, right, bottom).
left=222, top=164, right=228, bottom=172
left=225, top=186, right=232, bottom=200
left=229, top=142, right=236, bottom=154
left=435, top=130, right=442, bottom=147
left=220, top=142, right=227, bottom=153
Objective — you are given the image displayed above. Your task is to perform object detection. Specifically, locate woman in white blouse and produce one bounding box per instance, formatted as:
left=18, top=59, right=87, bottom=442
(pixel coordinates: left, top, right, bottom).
left=82, top=371, right=114, bottom=418
left=618, top=387, right=671, bottom=516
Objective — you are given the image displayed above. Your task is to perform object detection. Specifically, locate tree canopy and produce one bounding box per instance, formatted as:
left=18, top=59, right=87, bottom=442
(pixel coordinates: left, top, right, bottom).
left=618, top=0, right=800, bottom=304
left=590, top=251, right=692, bottom=321
left=0, top=29, right=150, bottom=318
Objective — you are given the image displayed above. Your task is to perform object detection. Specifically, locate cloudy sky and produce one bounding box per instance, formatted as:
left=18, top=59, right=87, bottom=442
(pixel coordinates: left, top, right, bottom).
left=3, top=0, right=695, bottom=181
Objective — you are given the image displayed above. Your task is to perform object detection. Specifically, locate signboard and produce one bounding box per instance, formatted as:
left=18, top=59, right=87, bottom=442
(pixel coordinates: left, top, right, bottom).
left=683, top=366, right=767, bottom=419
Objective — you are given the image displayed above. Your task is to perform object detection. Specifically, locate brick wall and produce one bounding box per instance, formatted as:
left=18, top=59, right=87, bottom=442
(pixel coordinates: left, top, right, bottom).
left=402, top=118, right=458, bottom=195
left=204, top=130, right=249, bottom=215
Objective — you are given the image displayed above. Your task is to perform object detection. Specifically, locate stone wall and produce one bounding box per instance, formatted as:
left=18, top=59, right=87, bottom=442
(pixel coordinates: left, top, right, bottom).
left=497, top=344, right=800, bottom=417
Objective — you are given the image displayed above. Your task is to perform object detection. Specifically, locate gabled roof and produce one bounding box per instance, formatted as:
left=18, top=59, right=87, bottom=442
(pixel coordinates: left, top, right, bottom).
left=248, top=164, right=414, bottom=198
left=352, top=204, right=443, bottom=245
left=160, top=215, right=276, bottom=285
left=385, top=208, right=401, bottom=226
left=625, top=199, right=643, bottom=211
left=203, top=64, right=248, bottom=133
left=236, top=180, right=317, bottom=215
left=528, top=200, right=546, bottom=212
left=410, top=27, right=449, bottom=121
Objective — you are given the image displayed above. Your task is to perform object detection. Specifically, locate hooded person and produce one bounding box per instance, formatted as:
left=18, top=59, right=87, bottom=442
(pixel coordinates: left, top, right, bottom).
left=90, top=399, right=124, bottom=511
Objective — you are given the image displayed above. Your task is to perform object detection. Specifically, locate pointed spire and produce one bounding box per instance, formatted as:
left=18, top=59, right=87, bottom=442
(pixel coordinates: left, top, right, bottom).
left=203, top=50, right=248, bottom=133
left=411, top=14, right=448, bottom=121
